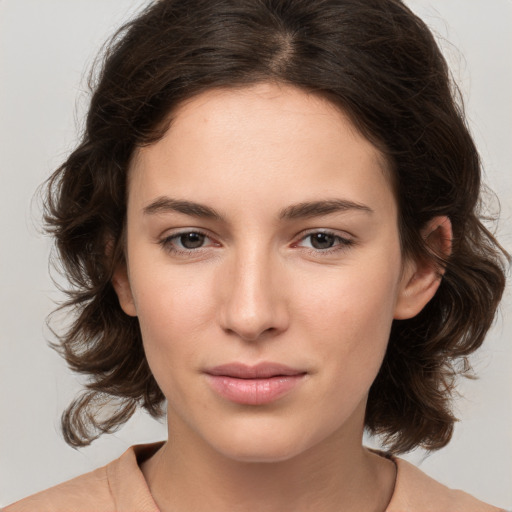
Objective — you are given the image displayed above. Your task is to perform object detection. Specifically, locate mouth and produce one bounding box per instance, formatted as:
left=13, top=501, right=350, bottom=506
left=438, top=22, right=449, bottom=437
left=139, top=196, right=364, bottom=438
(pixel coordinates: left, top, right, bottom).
left=204, top=362, right=307, bottom=405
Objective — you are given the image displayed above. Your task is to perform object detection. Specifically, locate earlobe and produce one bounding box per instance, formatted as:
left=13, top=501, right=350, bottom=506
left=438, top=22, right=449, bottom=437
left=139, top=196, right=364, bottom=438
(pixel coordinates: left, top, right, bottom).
left=112, top=263, right=137, bottom=317
left=394, top=216, right=452, bottom=320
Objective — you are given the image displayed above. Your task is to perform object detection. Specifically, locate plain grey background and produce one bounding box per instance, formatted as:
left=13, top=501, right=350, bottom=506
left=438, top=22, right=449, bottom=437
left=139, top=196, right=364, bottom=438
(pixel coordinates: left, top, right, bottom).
left=1, top=0, right=511, bottom=508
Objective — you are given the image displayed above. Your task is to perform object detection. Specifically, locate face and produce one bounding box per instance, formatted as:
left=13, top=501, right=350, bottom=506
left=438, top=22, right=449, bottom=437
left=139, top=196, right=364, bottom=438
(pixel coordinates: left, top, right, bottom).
left=114, top=83, right=437, bottom=463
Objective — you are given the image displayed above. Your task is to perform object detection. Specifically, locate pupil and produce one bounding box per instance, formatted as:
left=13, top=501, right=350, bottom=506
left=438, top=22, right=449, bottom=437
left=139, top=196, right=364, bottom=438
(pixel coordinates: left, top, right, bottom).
left=181, top=233, right=204, bottom=249
left=311, top=233, right=334, bottom=249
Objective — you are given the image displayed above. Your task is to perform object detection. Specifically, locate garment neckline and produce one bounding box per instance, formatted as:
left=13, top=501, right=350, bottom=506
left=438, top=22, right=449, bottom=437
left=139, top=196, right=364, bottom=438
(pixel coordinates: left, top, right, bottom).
left=127, top=442, right=400, bottom=512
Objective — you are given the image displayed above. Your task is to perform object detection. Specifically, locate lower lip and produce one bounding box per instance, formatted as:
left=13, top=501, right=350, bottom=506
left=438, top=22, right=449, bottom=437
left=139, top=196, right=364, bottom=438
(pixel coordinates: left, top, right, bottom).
left=205, top=374, right=306, bottom=405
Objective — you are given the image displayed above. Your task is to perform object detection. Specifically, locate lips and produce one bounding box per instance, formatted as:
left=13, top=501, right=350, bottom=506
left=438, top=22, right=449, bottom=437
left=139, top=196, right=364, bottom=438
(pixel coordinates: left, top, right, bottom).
left=204, top=363, right=307, bottom=405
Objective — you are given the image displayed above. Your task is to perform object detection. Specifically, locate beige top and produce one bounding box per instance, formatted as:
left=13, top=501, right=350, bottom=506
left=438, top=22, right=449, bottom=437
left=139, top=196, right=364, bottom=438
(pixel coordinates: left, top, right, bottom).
left=3, top=443, right=504, bottom=512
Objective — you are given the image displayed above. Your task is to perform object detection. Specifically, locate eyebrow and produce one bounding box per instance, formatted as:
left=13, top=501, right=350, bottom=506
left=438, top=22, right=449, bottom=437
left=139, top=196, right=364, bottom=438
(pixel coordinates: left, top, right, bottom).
left=278, top=199, right=373, bottom=219
left=143, top=197, right=223, bottom=220
left=143, top=197, right=373, bottom=220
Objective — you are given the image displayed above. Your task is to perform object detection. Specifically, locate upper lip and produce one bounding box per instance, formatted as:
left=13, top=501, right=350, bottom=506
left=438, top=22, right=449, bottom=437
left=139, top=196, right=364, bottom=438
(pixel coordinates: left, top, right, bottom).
left=205, top=362, right=306, bottom=379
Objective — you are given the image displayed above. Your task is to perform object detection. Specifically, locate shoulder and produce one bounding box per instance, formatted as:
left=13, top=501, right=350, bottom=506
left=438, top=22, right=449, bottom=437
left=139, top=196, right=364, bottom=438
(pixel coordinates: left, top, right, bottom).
left=2, top=443, right=162, bottom=512
left=2, top=465, right=112, bottom=512
left=387, top=457, right=505, bottom=512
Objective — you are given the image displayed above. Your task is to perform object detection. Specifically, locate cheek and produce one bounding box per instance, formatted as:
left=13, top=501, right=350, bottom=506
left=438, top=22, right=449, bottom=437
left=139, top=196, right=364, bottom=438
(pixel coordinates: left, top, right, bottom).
left=130, top=265, right=216, bottom=381
left=133, top=261, right=214, bottom=329
left=294, top=259, right=400, bottom=338
left=291, top=259, right=401, bottom=384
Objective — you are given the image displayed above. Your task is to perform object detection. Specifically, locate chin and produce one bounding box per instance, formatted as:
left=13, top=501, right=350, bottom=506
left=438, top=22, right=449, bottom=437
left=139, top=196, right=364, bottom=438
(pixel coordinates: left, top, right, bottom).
left=203, top=420, right=321, bottom=464
left=217, top=440, right=305, bottom=464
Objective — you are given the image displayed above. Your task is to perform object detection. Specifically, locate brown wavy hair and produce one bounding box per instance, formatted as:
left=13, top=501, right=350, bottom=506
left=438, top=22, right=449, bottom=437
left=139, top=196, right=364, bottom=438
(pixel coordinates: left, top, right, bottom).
left=45, top=0, right=508, bottom=453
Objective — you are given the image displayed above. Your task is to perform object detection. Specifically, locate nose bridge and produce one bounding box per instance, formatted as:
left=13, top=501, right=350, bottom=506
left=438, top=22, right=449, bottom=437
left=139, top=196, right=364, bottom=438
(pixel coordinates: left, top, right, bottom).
left=219, top=241, right=287, bottom=341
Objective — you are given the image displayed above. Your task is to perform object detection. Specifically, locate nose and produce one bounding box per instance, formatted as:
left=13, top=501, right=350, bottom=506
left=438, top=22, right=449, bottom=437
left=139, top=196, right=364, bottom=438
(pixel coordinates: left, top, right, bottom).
left=217, top=247, right=289, bottom=342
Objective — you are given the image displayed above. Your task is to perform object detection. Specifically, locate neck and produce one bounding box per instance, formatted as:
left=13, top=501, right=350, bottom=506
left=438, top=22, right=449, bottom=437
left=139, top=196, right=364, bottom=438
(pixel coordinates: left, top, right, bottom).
left=141, top=416, right=396, bottom=512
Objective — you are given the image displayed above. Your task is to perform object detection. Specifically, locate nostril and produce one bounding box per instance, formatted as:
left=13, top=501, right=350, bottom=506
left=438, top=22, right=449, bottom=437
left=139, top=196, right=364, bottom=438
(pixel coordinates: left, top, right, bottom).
left=217, top=264, right=290, bottom=340
left=224, top=325, right=280, bottom=343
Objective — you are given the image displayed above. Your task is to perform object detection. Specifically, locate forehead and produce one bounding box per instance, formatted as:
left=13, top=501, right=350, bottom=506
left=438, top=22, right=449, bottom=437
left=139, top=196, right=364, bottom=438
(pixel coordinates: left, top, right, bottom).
left=128, top=83, right=395, bottom=217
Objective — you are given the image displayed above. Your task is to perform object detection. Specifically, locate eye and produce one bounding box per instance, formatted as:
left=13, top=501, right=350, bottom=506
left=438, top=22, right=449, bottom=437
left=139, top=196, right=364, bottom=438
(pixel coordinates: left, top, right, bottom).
left=305, top=232, right=337, bottom=250
left=159, top=230, right=217, bottom=254
left=295, top=230, right=355, bottom=254
left=176, top=232, right=207, bottom=249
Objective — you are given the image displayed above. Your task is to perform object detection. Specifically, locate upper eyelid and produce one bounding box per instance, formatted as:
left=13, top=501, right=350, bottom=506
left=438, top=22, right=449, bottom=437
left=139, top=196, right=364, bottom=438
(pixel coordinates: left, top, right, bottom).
left=160, top=228, right=354, bottom=249
left=160, top=227, right=352, bottom=239
left=294, top=228, right=354, bottom=242
left=298, top=227, right=352, bottom=236
left=160, top=227, right=211, bottom=240
left=293, top=231, right=354, bottom=249
left=161, top=229, right=215, bottom=246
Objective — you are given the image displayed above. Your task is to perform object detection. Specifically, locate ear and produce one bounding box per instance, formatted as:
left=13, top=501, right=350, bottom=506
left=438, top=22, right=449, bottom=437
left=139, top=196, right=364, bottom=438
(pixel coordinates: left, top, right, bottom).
left=112, top=262, right=137, bottom=317
left=394, top=216, right=452, bottom=320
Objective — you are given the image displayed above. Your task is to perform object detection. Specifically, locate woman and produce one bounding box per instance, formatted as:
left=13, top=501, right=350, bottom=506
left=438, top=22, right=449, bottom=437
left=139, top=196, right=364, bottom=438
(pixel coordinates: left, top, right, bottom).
left=3, top=0, right=509, bottom=510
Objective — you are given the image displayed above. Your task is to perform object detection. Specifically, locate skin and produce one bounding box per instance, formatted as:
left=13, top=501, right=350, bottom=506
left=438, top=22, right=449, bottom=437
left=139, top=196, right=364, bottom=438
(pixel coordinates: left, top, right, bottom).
left=113, top=82, right=450, bottom=512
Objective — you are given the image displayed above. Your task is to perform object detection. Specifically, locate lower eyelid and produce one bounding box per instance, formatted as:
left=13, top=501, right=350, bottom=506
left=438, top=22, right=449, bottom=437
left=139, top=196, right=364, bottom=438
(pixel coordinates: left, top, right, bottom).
left=159, top=230, right=354, bottom=254
left=296, top=231, right=353, bottom=246
left=299, top=238, right=355, bottom=257
left=159, top=230, right=214, bottom=251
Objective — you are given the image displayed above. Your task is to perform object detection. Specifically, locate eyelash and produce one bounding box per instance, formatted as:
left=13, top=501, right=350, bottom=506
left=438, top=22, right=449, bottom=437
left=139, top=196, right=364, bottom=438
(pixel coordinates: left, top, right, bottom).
left=159, top=230, right=217, bottom=256
left=158, top=229, right=355, bottom=257
left=294, top=231, right=355, bottom=255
